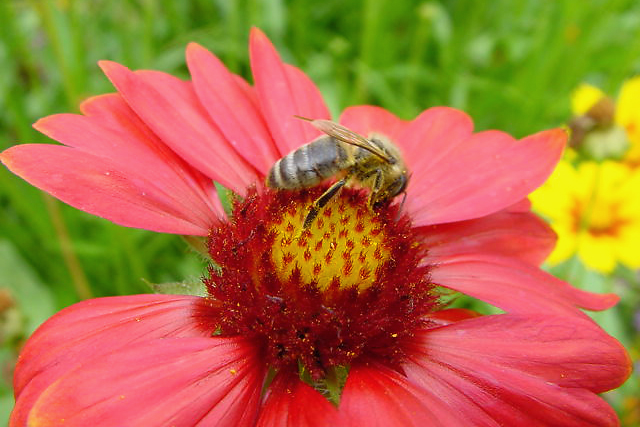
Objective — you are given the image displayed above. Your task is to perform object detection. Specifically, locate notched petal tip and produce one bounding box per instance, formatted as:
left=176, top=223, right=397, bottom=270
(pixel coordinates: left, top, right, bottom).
left=99, top=53, right=259, bottom=192
left=402, top=314, right=629, bottom=426
left=31, top=115, right=52, bottom=134
left=98, top=61, right=138, bottom=93
left=407, top=121, right=567, bottom=226
left=1, top=144, right=214, bottom=235
left=249, top=27, right=275, bottom=61
left=98, top=61, right=139, bottom=92
left=185, top=42, right=212, bottom=65
left=96, top=60, right=126, bottom=84
left=249, top=26, right=269, bottom=44
left=521, top=127, right=568, bottom=156
left=78, top=93, right=120, bottom=115
left=97, top=59, right=123, bottom=72
left=32, top=114, right=72, bottom=138
left=186, top=41, right=204, bottom=52
left=0, top=146, right=14, bottom=167
left=186, top=37, right=280, bottom=175
left=1, top=144, right=37, bottom=175
left=249, top=26, right=330, bottom=155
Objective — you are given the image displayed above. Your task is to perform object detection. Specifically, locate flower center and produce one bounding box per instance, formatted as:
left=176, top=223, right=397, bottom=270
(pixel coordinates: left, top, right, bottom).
left=203, top=186, right=436, bottom=376
left=573, top=196, right=627, bottom=237
left=270, top=193, right=388, bottom=293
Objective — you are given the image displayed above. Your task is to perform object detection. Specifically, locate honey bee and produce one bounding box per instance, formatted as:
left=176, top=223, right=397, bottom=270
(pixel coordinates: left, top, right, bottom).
left=266, top=116, right=409, bottom=228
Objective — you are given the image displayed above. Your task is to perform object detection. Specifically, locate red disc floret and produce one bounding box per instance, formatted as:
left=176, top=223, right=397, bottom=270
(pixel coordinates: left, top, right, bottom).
left=204, top=187, right=438, bottom=377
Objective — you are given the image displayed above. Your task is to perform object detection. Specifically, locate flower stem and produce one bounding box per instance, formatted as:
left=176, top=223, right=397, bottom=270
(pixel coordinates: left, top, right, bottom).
left=42, top=194, right=93, bottom=300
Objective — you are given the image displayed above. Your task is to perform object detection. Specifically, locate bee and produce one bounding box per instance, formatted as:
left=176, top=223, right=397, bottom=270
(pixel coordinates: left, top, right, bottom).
left=266, top=116, right=409, bottom=228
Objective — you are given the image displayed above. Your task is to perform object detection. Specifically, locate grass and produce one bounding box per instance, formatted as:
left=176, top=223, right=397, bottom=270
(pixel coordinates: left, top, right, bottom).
left=1, top=0, right=639, bottom=423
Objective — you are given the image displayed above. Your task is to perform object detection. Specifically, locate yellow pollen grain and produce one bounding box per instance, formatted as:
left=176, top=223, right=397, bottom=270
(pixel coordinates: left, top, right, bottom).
left=270, top=199, right=389, bottom=292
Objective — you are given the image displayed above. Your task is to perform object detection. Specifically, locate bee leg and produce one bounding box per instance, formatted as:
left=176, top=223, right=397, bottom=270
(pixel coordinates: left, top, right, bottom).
left=304, top=178, right=347, bottom=229
left=367, top=170, right=384, bottom=210
left=394, top=191, right=408, bottom=221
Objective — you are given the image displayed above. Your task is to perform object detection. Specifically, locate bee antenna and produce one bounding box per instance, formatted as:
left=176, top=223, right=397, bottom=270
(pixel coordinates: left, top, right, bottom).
left=293, top=115, right=313, bottom=122
left=399, top=191, right=408, bottom=212
left=395, top=191, right=408, bottom=222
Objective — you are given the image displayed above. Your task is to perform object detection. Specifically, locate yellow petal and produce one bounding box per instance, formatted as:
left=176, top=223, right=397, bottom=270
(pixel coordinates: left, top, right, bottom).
left=616, top=76, right=640, bottom=161
left=574, top=161, right=600, bottom=201
left=571, top=83, right=606, bottom=115
left=615, top=225, right=640, bottom=269
left=577, top=233, right=617, bottom=273
left=615, top=76, right=640, bottom=133
left=530, top=160, right=579, bottom=219
left=546, top=222, right=577, bottom=265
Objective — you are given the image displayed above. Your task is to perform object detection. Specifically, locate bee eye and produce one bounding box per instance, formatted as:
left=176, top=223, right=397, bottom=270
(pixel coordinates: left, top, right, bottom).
left=391, top=175, right=407, bottom=196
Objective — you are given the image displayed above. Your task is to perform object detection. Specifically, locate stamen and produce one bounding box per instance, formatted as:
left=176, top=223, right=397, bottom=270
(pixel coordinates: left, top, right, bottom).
left=204, top=186, right=436, bottom=376
left=270, top=191, right=390, bottom=292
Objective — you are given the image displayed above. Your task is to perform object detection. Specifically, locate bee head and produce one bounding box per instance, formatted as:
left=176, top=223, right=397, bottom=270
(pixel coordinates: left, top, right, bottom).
left=387, top=173, right=408, bottom=198
left=373, top=173, right=408, bottom=209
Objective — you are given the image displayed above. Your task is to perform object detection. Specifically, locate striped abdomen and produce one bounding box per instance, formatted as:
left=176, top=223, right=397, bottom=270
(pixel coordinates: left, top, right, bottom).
left=266, top=136, right=349, bottom=189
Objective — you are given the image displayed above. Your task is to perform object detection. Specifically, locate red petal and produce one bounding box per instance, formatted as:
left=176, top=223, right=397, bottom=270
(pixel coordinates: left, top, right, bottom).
left=32, top=93, right=222, bottom=232
left=402, top=314, right=630, bottom=426
left=338, top=364, right=468, bottom=426
left=16, top=337, right=264, bottom=427
left=99, top=61, right=258, bottom=193
left=233, top=74, right=260, bottom=106
left=13, top=295, right=210, bottom=400
left=12, top=295, right=217, bottom=426
left=505, top=198, right=531, bottom=212
left=249, top=28, right=331, bottom=156
left=419, top=209, right=556, bottom=266
left=423, top=308, right=483, bottom=326
left=338, top=105, right=409, bottom=141
left=430, top=254, right=619, bottom=317
left=187, top=42, right=279, bottom=176
left=256, top=372, right=338, bottom=427
left=404, top=116, right=566, bottom=225
left=396, top=106, right=473, bottom=220
left=77, top=95, right=222, bottom=220
left=1, top=144, right=216, bottom=235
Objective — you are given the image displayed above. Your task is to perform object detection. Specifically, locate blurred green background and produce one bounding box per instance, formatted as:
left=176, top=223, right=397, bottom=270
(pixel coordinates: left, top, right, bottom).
left=1, top=0, right=639, bottom=423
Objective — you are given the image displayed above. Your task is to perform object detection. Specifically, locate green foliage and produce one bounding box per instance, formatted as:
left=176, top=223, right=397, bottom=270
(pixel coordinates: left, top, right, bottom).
left=0, top=240, right=56, bottom=421
left=1, top=0, right=639, bottom=423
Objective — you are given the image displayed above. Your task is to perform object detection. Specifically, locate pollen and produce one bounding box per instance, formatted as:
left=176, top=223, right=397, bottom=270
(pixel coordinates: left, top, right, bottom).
left=270, top=196, right=389, bottom=292
left=204, top=186, right=436, bottom=376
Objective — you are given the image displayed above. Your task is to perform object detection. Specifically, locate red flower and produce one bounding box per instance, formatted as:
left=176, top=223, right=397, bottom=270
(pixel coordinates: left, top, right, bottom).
left=2, top=29, right=630, bottom=426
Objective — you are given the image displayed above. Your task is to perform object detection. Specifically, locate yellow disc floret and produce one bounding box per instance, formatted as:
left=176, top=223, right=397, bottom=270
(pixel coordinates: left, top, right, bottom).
left=270, top=196, right=389, bottom=292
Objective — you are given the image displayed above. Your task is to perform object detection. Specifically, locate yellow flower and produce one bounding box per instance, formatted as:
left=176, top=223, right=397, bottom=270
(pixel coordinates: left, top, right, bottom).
left=531, top=160, right=640, bottom=273
left=571, top=77, right=640, bottom=163
left=616, top=77, right=640, bottom=163
left=571, top=84, right=607, bottom=116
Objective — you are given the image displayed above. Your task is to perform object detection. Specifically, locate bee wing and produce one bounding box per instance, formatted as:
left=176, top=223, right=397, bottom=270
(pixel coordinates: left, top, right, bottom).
left=295, top=116, right=392, bottom=163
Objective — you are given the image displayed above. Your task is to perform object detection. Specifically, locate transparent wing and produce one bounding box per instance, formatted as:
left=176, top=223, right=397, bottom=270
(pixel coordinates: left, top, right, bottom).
left=295, top=116, right=392, bottom=162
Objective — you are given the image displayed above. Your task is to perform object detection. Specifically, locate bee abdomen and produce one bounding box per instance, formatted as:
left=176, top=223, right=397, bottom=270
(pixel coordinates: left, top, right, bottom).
left=267, top=137, right=347, bottom=189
